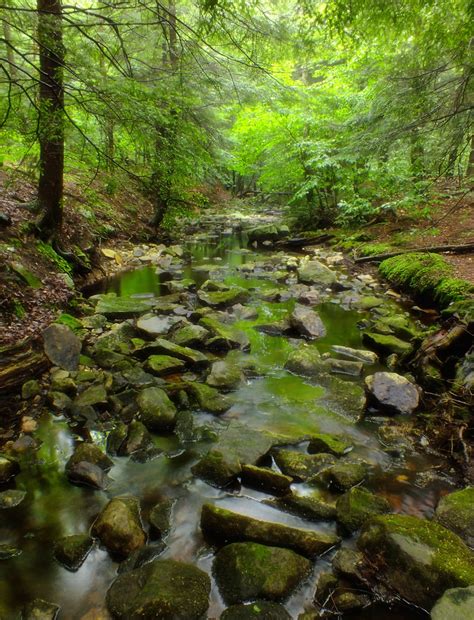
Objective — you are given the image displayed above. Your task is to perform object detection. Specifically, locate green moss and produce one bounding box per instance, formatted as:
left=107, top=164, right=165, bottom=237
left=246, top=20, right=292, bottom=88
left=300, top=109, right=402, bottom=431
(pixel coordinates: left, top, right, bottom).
left=37, top=240, right=73, bottom=275
left=55, top=312, right=83, bottom=333
left=356, top=243, right=394, bottom=257
left=434, top=278, right=474, bottom=306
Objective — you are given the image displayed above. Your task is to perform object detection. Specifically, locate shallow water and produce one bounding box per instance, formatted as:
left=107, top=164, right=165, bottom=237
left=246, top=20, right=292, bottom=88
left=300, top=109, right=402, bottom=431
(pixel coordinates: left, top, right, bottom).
left=0, top=230, right=455, bottom=619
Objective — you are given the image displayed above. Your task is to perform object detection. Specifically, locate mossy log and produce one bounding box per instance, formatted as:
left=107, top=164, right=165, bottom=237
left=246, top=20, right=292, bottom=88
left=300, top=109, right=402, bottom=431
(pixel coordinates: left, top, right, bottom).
left=355, top=242, right=474, bottom=263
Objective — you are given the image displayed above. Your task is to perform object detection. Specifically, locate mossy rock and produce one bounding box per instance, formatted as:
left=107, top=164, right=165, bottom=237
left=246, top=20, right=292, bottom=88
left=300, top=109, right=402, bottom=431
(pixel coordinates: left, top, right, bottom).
left=0, top=489, right=26, bottom=509
left=308, top=433, right=352, bottom=457
left=284, top=344, right=324, bottom=377
left=221, top=601, right=291, bottom=619
left=22, top=598, right=60, bottom=620
left=135, top=337, right=209, bottom=367
left=336, top=487, right=391, bottom=533
left=137, top=387, right=177, bottom=432
left=268, top=491, right=337, bottom=521
left=106, top=558, right=210, bottom=619
left=184, top=381, right=232, bottom=414
left=200, top=503, right=340, bottom=558
left=214, top=542, right=311, bottom=604
left=65, top=442, right=113, bottom=473
left=206, top=359, right=244, bottom=391
left=171, top=323, right=210, bottom=348
left=197, top=287, right=249, bottom=307
left=435, top=487, right=474, bottom=547
left=92, top=496, right=146, bottom=558
left=272, top=449, right=336, bottom=481
left=73, top=383, right=107, bottom=407
left=240, top=465, right=293, bottom=495
left=145, top=354, right=185, bottom=376
left=362, top=332, right=413, bottom=357
left=199, top=316, right=250, bottom=351
left=313, top=461, right=369, bottom=492
left=297, top=260, right=337, bottom=286
left=357, top=514, right=474, bottom=607
left=149, top=498, right=175, bottom=538
left=22, top=379, right=41, bottom=399
left=93, top=293, right=155, bottom=317
left=53, top=534, right=93, bottom=571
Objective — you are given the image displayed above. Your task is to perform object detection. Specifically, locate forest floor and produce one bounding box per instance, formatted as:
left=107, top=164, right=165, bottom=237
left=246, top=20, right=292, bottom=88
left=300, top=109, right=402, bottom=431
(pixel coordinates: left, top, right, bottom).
left=0, top=169, right=473, bottom=348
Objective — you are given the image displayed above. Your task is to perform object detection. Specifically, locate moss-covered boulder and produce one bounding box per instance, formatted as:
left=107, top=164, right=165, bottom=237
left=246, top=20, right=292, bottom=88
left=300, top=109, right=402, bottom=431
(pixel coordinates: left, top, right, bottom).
left=135, top=337, right=209, bottom=367
left=308, top=433, right=352, bottom=457
left=53, top=534, right=93, bottom=571
left=206, top=359, right=244, bottom=391
left=336, top=487, right=391, bottom=533
left=92, top=496, right=146, bottom=558
left=93, top=293, right=154, bottom=317
left=435, top=487, right=474, bottom=547
left=268, top=491, right=337, bottom=521
left=365, top=372, right=420, bottom=415
left=214, top=542, right=311, bottom=604
left=184, top=381, right=232, bottom=414
left=431, top=586, right=474, bottom=620
left=145, top=354, right=185, bottom=376
left=221, top=602, right=291, bottom=620
left=199, top=316, right=250, bottom=351
left=73, top=383, right=107, bottom=407
left=284, top=345, right=325, bottom=377
left=192, top=422, right=275, bottom=487
left=357, top=514, right=474, bottom=608
left=65, top=442, right=112, bottom=489
left=137, top=386, right=177, bottom=432
left=362, top=332, right=413, bottom=357
left=313, top=461, right=369, bottom=491
left=198, top=286, right=249, bottom=307
left=0, top=455, right=20, bottom=484
left=171, top=323, right=210, bottom=348
left=106, top=558, right=211, bottom=619
left=201, top=503, right=340, bottom=558
left=272, top=449, right=336, bottom=481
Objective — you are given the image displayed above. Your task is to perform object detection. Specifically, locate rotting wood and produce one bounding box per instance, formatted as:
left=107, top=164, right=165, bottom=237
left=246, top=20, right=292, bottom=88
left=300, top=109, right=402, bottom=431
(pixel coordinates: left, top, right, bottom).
left=354, top=242, right=474, bottom=263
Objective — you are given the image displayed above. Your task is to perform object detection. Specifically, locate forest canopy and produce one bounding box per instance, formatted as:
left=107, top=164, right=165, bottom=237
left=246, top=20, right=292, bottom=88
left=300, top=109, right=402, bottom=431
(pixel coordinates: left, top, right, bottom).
left=0, top=0, right=472, bottom=236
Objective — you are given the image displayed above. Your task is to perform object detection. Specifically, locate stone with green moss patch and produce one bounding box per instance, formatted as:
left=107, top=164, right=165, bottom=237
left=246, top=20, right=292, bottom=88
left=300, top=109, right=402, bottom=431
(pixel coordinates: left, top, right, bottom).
left=137, top=386, right=177, bottom=432
left=308, top=433, right=352, bottom=456
left=53, top=534, right=93, bottom=571
left=336, top=487, right=390, bottom=532
left=106, top=558, right=210, bottom=619
left=357, top=514, right=474, bottom=607
left=284, top=344, right=324, bottom=377
left=313, top=461, right=369, bottom=491
left=199, top=316, right=250, bottom=351
left=184, top=381, right=232, bottom=414
left=431, top=586, right=474, bottom=620
left=92, top=496, right=146, bottom=558
left=362, top=332, right=413, bottom=357
left=435, top=487, right=474, bottom=547
left=201, top=503, right=340, bottom=558
left=93, top=293, right=155, bottom=317
left=240, top=465, right=293, bottom=495
left=272, top=449, right=336, bottom=480
left=198, top=286, right=249, bottom=307
left=145, top=354, right=185, bottom=375
left=214, top=542, right=311, bottom=604
left=268, top=490, right=336, bottom=521
left=221, top=601, right=291, bottom=619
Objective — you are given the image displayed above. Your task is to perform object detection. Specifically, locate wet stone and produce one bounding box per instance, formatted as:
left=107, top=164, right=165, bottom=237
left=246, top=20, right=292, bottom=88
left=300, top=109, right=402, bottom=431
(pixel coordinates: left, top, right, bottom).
left=201, top=503, right=340, bottom=558
left=308, top=433, right=352, bottom=457
left=22, top=599, right=60, bottom=620
left=214, top=542, right=311, bottom=604
left=136, top=313, right=179, bottom=337
left=435, top=487, right=474, bottom=547
left=313, top=461, right=369, bottom=491
left=65, top=443, right=113, bottom=489
left=272, top=449, right=336, bottom=481
left=290, top=304, right=326, bottom=339
left=43, top=324, right=82, bottom=371
left=184, top=381, right=232, bottom=414
left=0, top=455, right=20, bottom=483
left=268, top=490, right=337, bottom=521
left=73, top=383, right=107, bottom=407
left=240, top=464, right=293, bottom=495
left=221, top=602, right=291, bottom=620
left=206, top=359, right=244, bottom=391
left=362, top=332, right=413, bottom=357
left=149, top=498, right=175, bottom=538
left=145, top=354, right=185, bottom=375
left=53, top=534, right=93, bottom=571
left=297, top=260, right=337, bottom=286
left=106, top=559, right=210, bottom=619
left=0, top=489, right=27, bottom=509
left=137, top=386, right=177, bottom=432
left=336, top=487, right=391, bottom=533
left=92, top=496, right=146, bottom=558
left=431, top=586, right=474, bottom=620
left=332, top=548, right=367, bottom=585
left=171, top=322, right=210, bottom=347
left=331, top=345, right=378, bottom=365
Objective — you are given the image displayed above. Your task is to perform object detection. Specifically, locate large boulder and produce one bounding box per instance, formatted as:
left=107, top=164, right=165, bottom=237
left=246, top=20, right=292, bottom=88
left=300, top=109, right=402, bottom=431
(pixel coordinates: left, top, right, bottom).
left=357, top=514, right=474, bottom=608
left=365, top=372, right=420, bottom=414
left=201, top=503, right=340, bottom=558
left=92, top=496, right=146, bottom=558
left=106, top=558, right=211, bottom=619
left=137, top=387, right=177, bottom=432
left=297, top=260, right=337, bottom=286
left=290, top=305, right=326, bottom=339
left=214, top=542, right=311, bottom=604
left=435, top=487, right=474, bottom=547
left=43, top=324, right=81, bottom=371
left=431, top=586, right=474, bottom=620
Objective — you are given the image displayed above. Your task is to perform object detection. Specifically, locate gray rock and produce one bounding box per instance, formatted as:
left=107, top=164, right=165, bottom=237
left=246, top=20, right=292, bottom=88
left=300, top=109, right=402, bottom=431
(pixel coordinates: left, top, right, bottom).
left=431, top=586, right=474, bottom=620
left=297, top=260, right=337, bottom=286
left=42, top=324, right=81, bottom=371
left=290, top=304, right=326, bottom=339
left=206, top=359, right=244, bottom=391
left=331, top=345, right=378, bottom=365
left=365, top=372, right=420, bottom=414
left=136, top=313, right=179, bottom=337
left=106, top=559, right=211, bottom=619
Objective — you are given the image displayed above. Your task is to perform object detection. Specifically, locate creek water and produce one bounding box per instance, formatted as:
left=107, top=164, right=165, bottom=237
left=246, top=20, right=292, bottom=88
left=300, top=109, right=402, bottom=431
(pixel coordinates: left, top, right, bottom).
left=0, top=229, right=455, bottom=618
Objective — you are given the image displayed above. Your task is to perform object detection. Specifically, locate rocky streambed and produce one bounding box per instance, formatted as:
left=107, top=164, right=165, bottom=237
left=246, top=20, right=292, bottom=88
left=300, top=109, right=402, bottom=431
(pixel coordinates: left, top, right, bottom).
left=0, top=213, right=473, bottom=619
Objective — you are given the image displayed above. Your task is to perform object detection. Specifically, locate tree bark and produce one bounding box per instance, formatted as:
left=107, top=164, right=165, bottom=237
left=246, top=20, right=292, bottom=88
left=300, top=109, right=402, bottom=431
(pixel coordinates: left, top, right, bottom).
left=36, top=0, right=64, bottom=240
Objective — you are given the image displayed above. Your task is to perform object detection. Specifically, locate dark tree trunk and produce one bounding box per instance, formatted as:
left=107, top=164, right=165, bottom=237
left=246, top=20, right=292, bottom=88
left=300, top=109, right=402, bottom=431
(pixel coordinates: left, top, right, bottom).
left=36, top=0, right=64, bottom=240
left=467, top=134, right=474, bottom=178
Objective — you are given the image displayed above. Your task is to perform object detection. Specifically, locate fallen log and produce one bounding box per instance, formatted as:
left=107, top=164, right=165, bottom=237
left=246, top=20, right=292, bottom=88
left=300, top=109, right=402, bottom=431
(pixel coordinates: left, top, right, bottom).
left=276, top=233, right=334, bottom=248
left=354, top=242, right=474, bottom=263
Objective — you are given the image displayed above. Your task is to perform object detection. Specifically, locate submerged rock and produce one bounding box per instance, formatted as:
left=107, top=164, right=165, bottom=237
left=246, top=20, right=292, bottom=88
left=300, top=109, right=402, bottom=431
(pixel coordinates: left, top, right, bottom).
left=435, top=487, right=474, bottom=547
left=92, top=496, right=146, bottom=558
left=221, top=602, right=291, bottom=620
left=272, top=449, right=336, bottom=481
left=201, top=503, right=340, bottom=558
left=0, top=455, right=20, bottom=484
left=106, top=558, right=210, bottom=619
left=53, top=534, right=93, bottom=571
left=357, top=514, right=474, bottom=607
left=206, top=359, right=244, bottom=391
left=365, top=372, right=420, bottom=414
left=290, top=305, right=326, bottom=339
left=22, top=598, right=60, bottom=620
left=431, top=586, right=474, bottom=620
left=308, top=433, right=352, bottom=456
left=336, top=487, right=391, bottom=533
left=43, top=324, right=81, bottom=371
left=214, top=542, right=311, bottom=604
left=137, top=386, right=177, bottom=432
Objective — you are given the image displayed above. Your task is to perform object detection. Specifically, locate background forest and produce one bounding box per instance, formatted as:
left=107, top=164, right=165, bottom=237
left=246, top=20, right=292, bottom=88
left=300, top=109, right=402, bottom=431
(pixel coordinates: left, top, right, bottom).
left=0, top=0, right=473, bottom=237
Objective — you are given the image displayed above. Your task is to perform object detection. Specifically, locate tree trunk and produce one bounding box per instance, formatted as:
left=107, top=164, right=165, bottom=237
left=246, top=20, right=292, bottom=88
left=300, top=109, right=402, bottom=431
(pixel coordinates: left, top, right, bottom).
left=467, top=133, right=474, bottom=178
left=36, top=0, right=64, bottom=240
left=2, top=5, right=17, bottom=81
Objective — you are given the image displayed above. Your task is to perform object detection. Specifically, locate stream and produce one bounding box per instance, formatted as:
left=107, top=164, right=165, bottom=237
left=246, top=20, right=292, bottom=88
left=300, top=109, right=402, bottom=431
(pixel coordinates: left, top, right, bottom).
left=0, top=222, right=458, bottom=619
